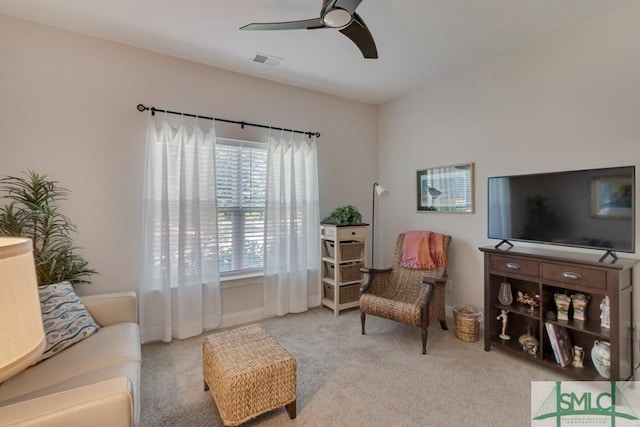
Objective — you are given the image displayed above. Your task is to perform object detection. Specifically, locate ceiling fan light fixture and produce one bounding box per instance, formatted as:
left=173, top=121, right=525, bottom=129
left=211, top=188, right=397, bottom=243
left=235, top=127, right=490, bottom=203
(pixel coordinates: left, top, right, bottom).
left=240, top=0, right=377, bottom=59
left=323, top=8, right=352, bottom=28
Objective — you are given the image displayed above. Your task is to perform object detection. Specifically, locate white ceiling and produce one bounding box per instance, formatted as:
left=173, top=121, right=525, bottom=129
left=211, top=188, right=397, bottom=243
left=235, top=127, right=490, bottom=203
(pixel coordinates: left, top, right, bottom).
left=0, top=0, right=632, bottom=105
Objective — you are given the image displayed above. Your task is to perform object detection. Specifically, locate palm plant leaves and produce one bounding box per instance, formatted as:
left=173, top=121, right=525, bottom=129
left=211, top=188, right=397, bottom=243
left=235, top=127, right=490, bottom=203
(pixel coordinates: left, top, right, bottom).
left=0, top=170, right=96, bottom=285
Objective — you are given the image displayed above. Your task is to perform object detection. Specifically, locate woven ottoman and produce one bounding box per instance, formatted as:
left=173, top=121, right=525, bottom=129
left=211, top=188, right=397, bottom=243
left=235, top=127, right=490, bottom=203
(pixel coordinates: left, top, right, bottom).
left=203, top=324, right=297, bottom=426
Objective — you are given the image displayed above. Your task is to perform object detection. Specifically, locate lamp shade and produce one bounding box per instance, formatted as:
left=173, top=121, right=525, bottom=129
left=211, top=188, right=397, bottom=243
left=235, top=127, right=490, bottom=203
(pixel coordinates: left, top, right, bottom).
left=0, top=237, right=45, bottom=383
left=375, top=184, right=390, bottom=199
left=371, top=183, right=390, bottom=267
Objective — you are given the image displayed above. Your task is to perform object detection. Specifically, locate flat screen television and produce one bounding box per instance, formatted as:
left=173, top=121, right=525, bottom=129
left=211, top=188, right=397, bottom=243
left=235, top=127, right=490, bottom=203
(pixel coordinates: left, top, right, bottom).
left=488, top=166, right=635, bottom=257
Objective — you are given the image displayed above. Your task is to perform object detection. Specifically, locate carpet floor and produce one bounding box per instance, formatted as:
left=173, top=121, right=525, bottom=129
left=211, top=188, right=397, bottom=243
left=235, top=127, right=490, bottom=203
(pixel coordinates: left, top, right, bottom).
left=141, top=307, right=566, bottom=426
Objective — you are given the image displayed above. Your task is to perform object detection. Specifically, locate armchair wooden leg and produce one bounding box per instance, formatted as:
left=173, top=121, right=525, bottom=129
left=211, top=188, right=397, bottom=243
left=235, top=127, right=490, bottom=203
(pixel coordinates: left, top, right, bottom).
left=361, top=311, right=366, bottom=334
left=440, top=319, right=448, bottom=330
left=421, top=328, right=428, bottom=354
left=285, top=400, right=297, bottom=419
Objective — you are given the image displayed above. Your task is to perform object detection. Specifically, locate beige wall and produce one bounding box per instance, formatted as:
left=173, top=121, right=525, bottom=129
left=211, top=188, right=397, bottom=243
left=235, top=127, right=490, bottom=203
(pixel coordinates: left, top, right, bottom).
left=378, top=2, right=640, bottom=316
left=0, top=14, right=378, bottom=325
left=4, top=2, right=640, bottom=331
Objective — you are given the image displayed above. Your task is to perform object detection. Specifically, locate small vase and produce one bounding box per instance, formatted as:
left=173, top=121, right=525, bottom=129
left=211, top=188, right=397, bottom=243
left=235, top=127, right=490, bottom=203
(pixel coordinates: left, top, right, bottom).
left=554, top=293, right=571, bottom=321
left=571, top=293, right=589, bottom=321
left=498, top=281, right=513, bottom=306
left=591, top=340, right=611, bottom=379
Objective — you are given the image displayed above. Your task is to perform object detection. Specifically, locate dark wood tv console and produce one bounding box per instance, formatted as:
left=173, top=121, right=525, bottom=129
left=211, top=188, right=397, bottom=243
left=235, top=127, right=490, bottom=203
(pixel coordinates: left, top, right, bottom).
left=480, top=245, right=638, bottom=380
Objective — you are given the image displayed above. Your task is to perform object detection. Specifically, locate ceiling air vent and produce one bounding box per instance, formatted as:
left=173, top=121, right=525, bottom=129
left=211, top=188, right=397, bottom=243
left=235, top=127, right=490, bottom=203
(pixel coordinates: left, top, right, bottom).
left=251, top=52, right=283, bottom=67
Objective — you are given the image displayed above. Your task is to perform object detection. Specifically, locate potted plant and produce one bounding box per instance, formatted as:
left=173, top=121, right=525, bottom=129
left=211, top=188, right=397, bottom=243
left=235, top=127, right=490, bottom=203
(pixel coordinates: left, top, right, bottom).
left=0, top=170, right=97, bottom=285
left=321, top=205, right=363, bottom=225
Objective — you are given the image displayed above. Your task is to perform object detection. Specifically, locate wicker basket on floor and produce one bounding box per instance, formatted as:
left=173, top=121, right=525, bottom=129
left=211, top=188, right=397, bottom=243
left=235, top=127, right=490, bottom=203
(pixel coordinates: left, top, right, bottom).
left=453, top=305, right=481, bottom=342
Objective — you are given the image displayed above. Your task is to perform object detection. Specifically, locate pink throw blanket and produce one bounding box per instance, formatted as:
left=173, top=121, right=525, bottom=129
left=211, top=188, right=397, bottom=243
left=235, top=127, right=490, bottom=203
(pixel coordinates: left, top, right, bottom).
left=400, top=231, right=446, bottom=269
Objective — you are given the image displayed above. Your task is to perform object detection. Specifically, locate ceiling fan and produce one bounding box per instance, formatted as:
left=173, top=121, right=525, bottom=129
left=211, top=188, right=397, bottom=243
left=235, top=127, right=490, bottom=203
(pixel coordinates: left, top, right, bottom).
left=240, top=0, right=378, bottom=59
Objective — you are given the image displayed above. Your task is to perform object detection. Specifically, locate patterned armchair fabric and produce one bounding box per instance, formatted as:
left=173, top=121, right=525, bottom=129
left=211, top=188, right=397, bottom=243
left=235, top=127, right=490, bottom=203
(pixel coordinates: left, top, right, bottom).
left=359, top=232, right=451, bottom=354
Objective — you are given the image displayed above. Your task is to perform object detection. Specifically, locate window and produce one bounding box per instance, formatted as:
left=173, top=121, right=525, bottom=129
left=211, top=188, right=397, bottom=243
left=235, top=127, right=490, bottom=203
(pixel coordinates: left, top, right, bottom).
left=215, top=138, right=267, bottom=275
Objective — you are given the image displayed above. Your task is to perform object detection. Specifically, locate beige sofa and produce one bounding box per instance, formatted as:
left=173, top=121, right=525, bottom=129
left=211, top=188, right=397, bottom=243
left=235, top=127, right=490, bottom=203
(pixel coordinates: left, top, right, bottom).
left=0, top=292, right=141, bottom=427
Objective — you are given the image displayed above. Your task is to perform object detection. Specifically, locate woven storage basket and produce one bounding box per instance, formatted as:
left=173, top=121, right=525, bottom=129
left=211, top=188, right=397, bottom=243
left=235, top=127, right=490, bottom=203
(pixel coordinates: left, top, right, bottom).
left=324, top=262, right=364, bottom=282
left=339, top=262, right=364, bottom=282
left=323, top=241, right=364, bottom=261
left=453, top=305, right=481, bottom=342
left=324, top=282, right=360, bottom=304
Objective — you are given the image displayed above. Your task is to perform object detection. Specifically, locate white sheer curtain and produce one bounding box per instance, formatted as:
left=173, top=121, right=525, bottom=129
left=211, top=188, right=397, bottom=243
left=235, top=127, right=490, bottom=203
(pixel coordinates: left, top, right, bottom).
left=140, top=113, right=221, bottom=343
left=263, top=131, right=320, bottom=316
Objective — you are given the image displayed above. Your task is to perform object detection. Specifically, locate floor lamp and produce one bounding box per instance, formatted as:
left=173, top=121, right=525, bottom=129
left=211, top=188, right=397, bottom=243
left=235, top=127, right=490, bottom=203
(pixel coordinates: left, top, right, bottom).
left=371, top=182, right=389, bottom=267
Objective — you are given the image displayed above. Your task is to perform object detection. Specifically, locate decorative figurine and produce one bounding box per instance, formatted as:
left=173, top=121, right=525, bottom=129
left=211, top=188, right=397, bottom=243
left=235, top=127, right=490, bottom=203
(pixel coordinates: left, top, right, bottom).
left=497, top=309, right=510, bottom=340
left=523, top=339, right=538, bottom=356
left=554, top=293, right=571, bottom=321
left=498, top=281, right=513, bottom=306
left=517, top=291, right=540, bottom=312
left=571, top=293, right=589, bottom=321
left=571, top=345, right=585, bottom=369
left=600, top=296, right=610, bottom=329
left=518, top=323, right=539, bottom=356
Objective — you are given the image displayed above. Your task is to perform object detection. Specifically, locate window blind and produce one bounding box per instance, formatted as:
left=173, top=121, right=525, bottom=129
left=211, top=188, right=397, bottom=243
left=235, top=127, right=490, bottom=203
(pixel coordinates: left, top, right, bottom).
left=215, top=138, right=267, bottom=274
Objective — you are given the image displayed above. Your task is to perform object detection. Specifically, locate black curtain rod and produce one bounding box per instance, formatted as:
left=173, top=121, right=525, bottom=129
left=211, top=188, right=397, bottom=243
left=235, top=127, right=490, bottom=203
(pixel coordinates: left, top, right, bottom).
left=136, top=104, right=320, bottom=138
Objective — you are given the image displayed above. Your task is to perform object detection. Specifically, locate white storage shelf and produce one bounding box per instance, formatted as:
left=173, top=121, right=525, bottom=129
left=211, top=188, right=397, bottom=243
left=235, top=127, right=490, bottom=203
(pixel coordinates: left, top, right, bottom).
left=320, top=224, right=368, bottom=316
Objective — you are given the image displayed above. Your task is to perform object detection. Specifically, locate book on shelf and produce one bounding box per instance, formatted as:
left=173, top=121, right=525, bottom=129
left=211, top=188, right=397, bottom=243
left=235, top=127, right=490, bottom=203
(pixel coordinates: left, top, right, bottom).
left=545, top=322, right=572, bottom=367
left=555, top=327, right=573, bottom=368
left=545, top=322, right=560, bottom=364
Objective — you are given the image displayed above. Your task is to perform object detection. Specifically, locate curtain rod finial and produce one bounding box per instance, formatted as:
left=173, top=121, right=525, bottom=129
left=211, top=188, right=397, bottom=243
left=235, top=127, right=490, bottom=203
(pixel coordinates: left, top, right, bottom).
left=137, top=104, right=148, bottom=112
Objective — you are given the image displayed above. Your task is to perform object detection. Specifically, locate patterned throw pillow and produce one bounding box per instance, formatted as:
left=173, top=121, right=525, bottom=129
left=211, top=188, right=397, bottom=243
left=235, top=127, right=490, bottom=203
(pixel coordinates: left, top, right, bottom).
left=37, top=281, right=100, bottom=362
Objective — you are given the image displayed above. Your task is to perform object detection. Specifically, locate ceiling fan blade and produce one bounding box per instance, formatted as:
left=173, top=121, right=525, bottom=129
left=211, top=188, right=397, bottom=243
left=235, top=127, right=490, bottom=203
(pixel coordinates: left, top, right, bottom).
left=333, top=0, right=363, bottom=15
left=339, top=13, right=378, bottom=59
left=240, top=18, right=325, bottom=31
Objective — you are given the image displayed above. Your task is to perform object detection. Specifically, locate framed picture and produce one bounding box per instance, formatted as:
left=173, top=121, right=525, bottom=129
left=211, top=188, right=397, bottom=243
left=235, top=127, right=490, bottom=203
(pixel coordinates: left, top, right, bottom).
left=416, top=163, right=474, bottom=213
left=590, top=175, right=633, bottom=219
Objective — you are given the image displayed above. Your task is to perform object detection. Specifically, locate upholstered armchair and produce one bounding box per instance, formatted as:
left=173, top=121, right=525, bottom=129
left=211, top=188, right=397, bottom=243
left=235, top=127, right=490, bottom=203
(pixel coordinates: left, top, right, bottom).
left=359, top=232, right=451, bottom=354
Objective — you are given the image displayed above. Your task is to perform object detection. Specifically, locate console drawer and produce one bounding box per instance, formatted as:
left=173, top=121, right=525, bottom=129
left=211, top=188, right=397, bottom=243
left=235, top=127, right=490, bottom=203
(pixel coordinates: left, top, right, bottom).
left=321, top=225, right=367, bottom=240
left=542, top=263, right=607, bottom=290
left=490, top=255, right=540, bottom=277
left=337, top=227, right=366, bottom=240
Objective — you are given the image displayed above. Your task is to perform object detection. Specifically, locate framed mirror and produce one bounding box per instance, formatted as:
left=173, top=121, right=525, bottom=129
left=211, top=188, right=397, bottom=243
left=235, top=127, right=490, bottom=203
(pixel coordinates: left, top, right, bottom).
left=416, top=163, right=474, bottom=213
